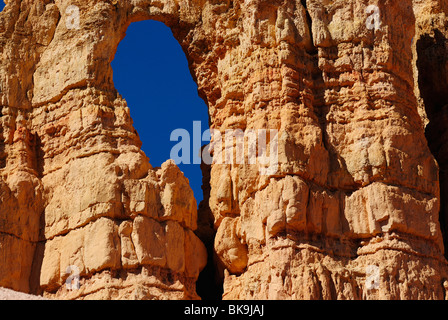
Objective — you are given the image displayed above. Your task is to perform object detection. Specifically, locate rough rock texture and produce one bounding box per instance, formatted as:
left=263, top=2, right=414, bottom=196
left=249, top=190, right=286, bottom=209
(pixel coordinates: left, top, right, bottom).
left=1, top=0, right=448, bottom=300
left=0, top=287, right=48, bottom=300
left=0, top=1, right=207, bottom=299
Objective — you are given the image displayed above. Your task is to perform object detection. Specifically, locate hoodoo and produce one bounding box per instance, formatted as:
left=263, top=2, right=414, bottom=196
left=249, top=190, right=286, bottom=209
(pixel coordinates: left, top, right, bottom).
left=0, top=0, right=448, bottom=300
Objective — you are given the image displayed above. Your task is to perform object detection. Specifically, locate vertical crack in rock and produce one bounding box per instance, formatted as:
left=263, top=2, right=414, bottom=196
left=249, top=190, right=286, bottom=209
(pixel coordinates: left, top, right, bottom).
left=196, top=154, right=223, bottom=300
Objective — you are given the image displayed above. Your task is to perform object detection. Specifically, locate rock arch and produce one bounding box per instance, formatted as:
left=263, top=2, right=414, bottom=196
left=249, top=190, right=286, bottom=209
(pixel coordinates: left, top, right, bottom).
left=0, top=0, right=448, bottom=300
left=0, top=0, right=208, bottom=299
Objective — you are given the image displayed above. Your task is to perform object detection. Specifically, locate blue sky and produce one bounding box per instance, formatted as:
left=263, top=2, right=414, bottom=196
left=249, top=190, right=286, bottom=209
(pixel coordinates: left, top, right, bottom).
left=112, top=20, right=209, bottom=204
left=0, top=3, right=209, bottom=204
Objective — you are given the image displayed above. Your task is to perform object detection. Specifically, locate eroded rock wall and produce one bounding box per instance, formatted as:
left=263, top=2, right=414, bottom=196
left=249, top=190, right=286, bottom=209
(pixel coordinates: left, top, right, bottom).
left=202, top=0, right=448, bottom=300
left=0, top=0, right=447, bottom=300
left=0, top=0, right=207, bottom=299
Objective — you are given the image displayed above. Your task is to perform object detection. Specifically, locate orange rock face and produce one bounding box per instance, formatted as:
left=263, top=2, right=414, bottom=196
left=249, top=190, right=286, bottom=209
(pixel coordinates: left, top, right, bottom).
left=1, top=0, right=448, bottom=300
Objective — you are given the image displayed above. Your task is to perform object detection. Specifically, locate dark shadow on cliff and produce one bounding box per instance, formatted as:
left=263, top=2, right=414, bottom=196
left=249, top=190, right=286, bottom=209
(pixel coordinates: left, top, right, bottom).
left=417, top=30, right=448, bottom=258
left=29, top=133, right=46, bottom=295
left=195, top=149, right=224, bottom=300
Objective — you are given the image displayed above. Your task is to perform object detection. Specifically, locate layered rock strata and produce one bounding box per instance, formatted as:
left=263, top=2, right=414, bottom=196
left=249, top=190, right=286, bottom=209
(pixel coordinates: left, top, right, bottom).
left=0, top=0, right=448, bottom=300
left=0, top=1, right=207, bottom=299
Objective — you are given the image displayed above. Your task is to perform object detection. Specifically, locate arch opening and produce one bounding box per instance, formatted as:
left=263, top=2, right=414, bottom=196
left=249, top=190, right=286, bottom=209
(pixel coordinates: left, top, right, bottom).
left=111, top=19, right=222, bottom=299
left=111, top=20, right=209, bottom=204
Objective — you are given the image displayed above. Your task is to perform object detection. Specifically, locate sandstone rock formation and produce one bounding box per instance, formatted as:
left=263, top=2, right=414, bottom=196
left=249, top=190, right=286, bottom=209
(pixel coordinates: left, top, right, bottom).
left=1, top=0, right=448, bottom=300
left=0, top=287, right=48, bottom=300
left=0, top=1, right=208, bottom=299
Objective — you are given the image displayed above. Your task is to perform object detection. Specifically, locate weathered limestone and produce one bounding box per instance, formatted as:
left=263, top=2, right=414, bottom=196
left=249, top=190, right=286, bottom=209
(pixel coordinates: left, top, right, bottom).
left=1, top=0, right=448, bottom=300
